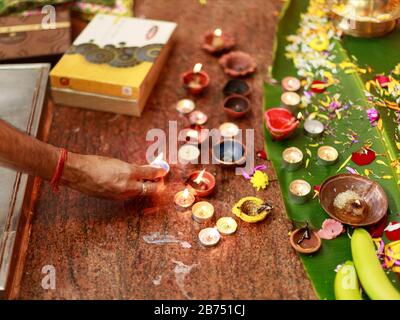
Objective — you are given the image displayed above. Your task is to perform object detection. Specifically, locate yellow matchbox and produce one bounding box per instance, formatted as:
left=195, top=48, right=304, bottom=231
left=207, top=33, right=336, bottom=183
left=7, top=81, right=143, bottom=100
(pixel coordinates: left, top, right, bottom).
left=50, top=14, right=177, bottom=116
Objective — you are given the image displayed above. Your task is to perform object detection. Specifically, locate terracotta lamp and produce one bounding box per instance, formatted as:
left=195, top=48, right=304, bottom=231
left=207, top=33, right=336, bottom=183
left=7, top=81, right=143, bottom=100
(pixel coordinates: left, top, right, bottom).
left=223, top=94, right=251, bottom=119
left=290, top=227, right=322, bottom=255
left=264, top=108, right=299, bottom=141
left=186, top=169, right=216, bottom=197
left=181, top=63, right=210, bottom=96
left=202, top=29, right=236, bottom=54
left=223, top=79, right=251, bottom=96
left=219, top=51, right=257, bottom=77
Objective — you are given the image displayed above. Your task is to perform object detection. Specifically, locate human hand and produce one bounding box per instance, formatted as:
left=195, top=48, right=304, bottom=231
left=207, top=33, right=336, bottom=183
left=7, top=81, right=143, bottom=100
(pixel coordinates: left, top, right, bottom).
left=61, top=153, right=166, bottom=200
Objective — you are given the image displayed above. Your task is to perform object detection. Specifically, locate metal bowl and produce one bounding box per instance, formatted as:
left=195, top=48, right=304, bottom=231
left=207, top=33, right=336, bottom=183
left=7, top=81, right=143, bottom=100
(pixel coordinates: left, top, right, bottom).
left=330, top=0, right=400, bottom=38
left=212, top=139, right=246, bottom=166
left=319, top=174, right=388, bottom=226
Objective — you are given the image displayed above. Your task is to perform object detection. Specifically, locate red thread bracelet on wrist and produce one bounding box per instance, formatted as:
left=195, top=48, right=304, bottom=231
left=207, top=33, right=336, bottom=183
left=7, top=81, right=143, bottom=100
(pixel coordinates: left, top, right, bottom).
left=50, top=148, right=68, bottom=193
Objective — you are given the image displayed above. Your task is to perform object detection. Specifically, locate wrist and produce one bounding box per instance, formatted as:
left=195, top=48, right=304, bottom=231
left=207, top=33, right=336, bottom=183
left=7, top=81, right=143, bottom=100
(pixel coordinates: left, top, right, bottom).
left=61, top=152, right=86, bottom=186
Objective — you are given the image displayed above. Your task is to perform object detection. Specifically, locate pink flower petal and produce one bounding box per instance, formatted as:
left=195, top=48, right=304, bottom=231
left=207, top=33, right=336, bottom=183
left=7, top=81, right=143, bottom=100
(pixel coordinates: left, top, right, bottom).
left=317, top=219, right=344, bottom=240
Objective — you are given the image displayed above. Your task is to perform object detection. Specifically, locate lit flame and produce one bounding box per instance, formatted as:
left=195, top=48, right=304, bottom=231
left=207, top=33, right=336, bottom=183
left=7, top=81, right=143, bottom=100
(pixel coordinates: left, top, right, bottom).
left=214, top=28, right=222, bottom=37
left=193, top=169, right=206, bottom=184
left=193, top=63, right=203, bottom=73
left=151, top=152, right=164, bottom=165
left=182, top=188, right=190, bottom=198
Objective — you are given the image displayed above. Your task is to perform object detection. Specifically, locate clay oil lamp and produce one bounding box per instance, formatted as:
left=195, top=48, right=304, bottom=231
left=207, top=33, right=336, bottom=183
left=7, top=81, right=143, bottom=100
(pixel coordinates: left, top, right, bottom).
left=198, top=227, right=221, bottom=247
left=289, top=179, right=312, bottom=204
left=223, top=79, right=251, bottom=97
left=216, top=217, right=238, bottom=235
left=189, top=110, right=208, bottom=125
left=181, top=124, right=209, bottom=145
left=202, top=28, right=235, bottom=54
left=181, top=63, right=210, bottom=96
left=282, top=147, right=303, bottom=172
left=219, top=122, right=240, bottom=138
left=319, top=174, right=388, bottom=227
left=174, top=187, right=196, bottom=209
left=290, top=223, right=321, bottom=255
left=219, top=51, right=257, bottom=78
left=304, top=118, right=324, bottom=138
left=212, top=139, right=246, bottom=167
left=317, top=146, right=339, bottom=166
left=223, top=94, right=251, bottom=119
left=264, top=108, right=299, bottom=141
left=281, top=76, right=301, bottom=92
left=186, top=169, right=216, bottom=197
left=192, top=201, right=215, bottom=223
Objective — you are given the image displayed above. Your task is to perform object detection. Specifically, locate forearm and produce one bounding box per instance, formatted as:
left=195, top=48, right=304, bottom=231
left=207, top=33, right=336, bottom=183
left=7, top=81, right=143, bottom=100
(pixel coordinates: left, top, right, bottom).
left=0, top=119, right=59, bottom=180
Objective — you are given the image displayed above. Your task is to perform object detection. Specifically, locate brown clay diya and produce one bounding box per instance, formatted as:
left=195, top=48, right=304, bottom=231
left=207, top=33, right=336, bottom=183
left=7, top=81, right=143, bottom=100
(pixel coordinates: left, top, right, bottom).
left=181, top=63, right=210, bottom=96
left=186, top=169, right=216, bottom=197
left=290, top=224, right=321, bottom=255
left=219, top=51, right=257, bottom=77
left=202, top=28, right=235, bottom=54
left=181, top=124, right=209, bottom=145
left=223, top=79, right=251, bottom=96
left=212, top=139, right=246, bottom=166
left=319, top=174, right=388, bottom=227
left=223, top=94, right=251, bottom=118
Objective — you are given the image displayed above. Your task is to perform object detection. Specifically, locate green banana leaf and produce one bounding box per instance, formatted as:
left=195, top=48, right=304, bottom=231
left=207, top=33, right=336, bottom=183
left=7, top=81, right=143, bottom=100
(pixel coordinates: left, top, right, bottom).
left=264, top=0, right=400, bottom=300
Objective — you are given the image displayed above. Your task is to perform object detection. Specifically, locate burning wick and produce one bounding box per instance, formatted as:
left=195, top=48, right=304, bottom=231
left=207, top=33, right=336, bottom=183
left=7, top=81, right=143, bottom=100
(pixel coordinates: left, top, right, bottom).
left=214, top=28, right=222, bottom=37
left=193, top=63, right=203, bottom=74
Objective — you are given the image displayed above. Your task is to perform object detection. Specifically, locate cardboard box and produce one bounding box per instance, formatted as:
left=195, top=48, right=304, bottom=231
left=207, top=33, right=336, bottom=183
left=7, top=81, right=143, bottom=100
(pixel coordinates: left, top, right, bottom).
left=0, top=7, right=71, bottom=60
left=50, top=14, right=177, bottom=116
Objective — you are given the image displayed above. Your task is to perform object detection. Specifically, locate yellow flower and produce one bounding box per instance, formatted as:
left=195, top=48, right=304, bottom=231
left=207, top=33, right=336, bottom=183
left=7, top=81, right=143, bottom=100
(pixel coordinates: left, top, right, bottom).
left=309, top=37, right=329, bottom=51
left=250, top=171, right=269, bottom=191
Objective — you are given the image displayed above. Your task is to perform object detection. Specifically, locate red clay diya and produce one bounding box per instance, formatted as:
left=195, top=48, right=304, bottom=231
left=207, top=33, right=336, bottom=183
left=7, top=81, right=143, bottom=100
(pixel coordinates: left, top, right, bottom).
left=186, top=169, right=216, bottom=197
left=223, top=94, right=251, bottom=118
left=223, top=79, right=251, bottom=96
left=219, top=51, right=257, bottom=77
left=181, top=124, right=209, bottom=145
left=181, top=63, right=210, bottom=96
left=202, top=28, right=235, bottom=54
left=264, top=108, right=299, bottom=141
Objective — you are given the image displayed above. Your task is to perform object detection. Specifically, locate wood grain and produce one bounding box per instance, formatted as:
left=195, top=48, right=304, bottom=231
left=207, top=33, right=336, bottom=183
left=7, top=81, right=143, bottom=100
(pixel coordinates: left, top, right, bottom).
left=18, top=0, right=316, bottom=300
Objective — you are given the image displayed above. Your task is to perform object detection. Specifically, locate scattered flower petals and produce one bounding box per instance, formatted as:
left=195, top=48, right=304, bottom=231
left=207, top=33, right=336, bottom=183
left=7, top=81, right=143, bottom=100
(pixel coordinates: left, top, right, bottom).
left=256, top=150, right=268, bottom=160
left=351, top=147, right=376, bottom=166
left=250, top=171, right=269, bottom=191
left=375, top=75, right=390, bottom=88
left=385, top=222, right=400, bottom=242
left=311, top=80, right=328, bottom=94
left=367, top=215, right=388, bottom=238
left=317, top=219, right=344, bottom=240
left=367, top=108, right=380, bottom=126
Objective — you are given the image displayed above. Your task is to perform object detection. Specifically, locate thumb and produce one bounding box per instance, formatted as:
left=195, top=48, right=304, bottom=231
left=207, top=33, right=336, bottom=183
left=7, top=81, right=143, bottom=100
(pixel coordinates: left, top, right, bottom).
left=133, top=165, right=167, bottom=180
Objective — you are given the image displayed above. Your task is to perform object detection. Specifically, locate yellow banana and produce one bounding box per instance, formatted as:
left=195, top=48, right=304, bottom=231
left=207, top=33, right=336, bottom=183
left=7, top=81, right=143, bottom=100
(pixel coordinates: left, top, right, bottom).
left=351, top=228, right=400, bottom=300
left=334, top=261, right=362, bottom=300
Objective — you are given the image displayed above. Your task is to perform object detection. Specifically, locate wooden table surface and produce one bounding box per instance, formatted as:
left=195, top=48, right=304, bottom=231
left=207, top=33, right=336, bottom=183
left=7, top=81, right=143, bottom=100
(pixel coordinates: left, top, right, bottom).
left=18, top=0, right=316, bottom=299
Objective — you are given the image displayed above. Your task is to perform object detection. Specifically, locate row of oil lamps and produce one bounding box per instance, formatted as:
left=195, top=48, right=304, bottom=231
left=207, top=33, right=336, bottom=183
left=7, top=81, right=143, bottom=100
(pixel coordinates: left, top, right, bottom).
left=268, top=76, right=340, bottom=207
left=164, top=28, right=250, bottom=247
